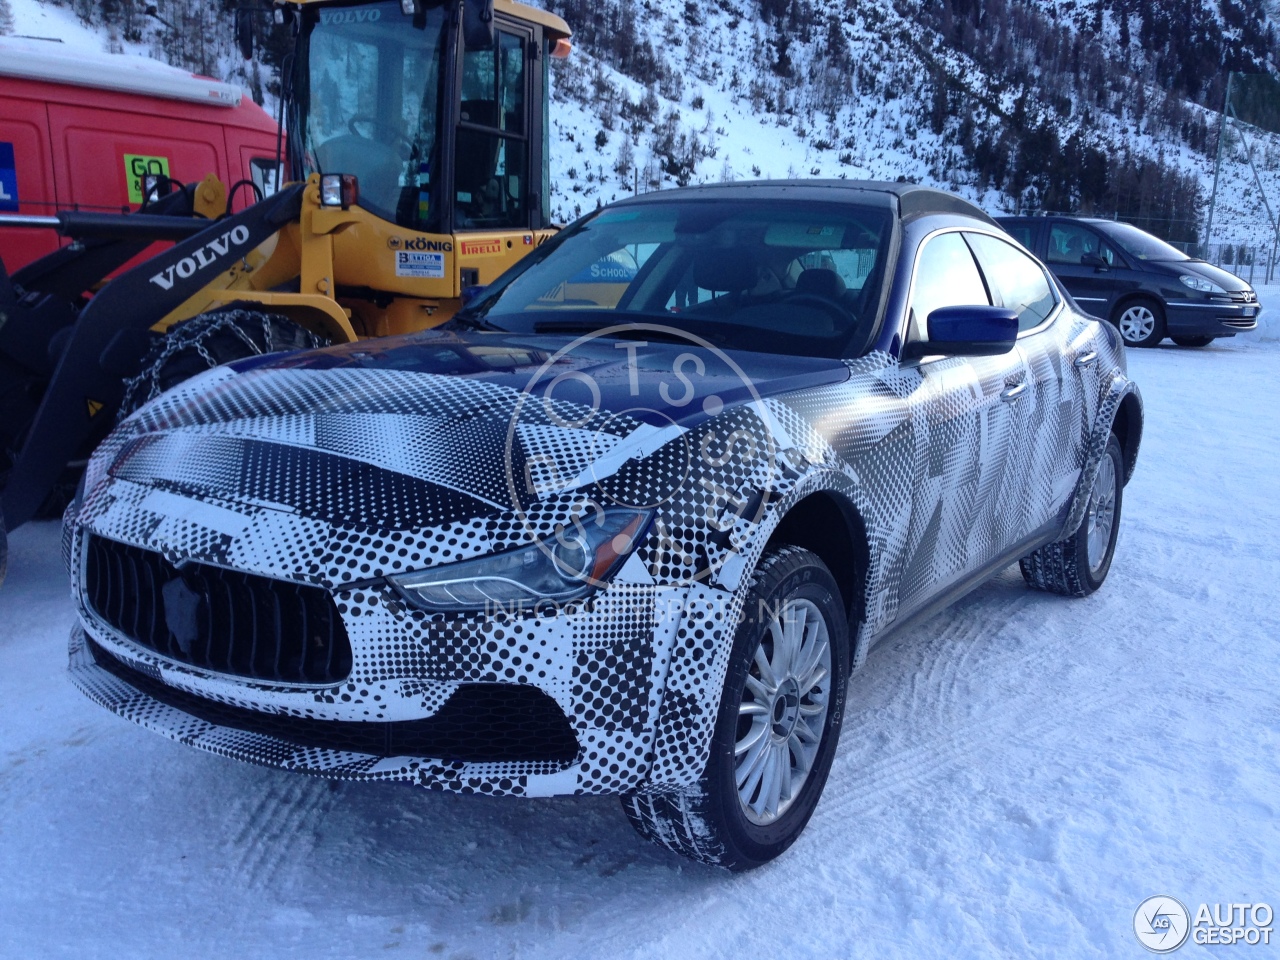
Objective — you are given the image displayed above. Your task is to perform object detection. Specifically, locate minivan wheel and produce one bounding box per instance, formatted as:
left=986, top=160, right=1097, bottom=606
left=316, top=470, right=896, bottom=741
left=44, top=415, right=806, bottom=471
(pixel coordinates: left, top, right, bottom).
left=1111, top=298, right=1165, bottom=347
left=1171, top=336, right=1213, bottom=348
left=622, top=546, right=849, bottom=870
left=1020, top=434, right=1124, bottom=597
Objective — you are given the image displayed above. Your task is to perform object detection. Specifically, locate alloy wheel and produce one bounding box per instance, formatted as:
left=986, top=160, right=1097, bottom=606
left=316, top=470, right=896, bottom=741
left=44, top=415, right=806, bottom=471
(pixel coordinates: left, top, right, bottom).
left=1086, top=453, right=1118, bottom=574
left=1118, top=305, right=1156, bottom=344
left=734, top=597, right=832, bottom=825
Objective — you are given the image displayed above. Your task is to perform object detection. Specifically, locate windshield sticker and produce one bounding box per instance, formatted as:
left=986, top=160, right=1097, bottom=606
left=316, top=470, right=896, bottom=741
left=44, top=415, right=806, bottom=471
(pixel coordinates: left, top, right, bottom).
left=124, top=154, right=170, bottom=204
left=0, top=142, right=18, bottom=212
left=394, top=250, right=445, bottom=279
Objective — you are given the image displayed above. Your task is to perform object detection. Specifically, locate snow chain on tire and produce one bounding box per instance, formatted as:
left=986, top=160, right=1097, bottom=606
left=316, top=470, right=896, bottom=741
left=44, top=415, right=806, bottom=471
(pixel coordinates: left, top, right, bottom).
left=119, top=308, right=330, bottom=418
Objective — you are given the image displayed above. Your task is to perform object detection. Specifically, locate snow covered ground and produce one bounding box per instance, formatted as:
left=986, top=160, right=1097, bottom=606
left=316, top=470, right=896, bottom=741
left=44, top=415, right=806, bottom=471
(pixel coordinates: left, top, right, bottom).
left=2, top=297, right=1278, bottom=958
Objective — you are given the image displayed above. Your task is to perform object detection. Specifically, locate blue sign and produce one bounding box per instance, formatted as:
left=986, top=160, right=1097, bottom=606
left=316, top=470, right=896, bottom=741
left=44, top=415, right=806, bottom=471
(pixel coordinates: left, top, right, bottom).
left=0, top=142, right=17, bottom=212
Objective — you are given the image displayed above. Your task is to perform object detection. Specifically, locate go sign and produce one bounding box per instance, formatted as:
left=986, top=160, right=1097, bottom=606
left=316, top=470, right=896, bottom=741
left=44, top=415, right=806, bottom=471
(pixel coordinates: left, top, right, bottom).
left=124, top=154, right=171, bottom=204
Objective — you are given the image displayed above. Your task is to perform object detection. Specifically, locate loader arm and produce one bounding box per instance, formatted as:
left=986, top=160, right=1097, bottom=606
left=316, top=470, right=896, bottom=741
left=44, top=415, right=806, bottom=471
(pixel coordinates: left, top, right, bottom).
left=1, top=183, right=306, bottom=531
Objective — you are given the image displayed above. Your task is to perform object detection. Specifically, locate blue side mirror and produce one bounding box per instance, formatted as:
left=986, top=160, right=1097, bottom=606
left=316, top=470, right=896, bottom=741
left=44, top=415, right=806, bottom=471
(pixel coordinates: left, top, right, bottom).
left=900, top=305, right=1019, bottom=361
left=460, top=284, right=488, bottom=307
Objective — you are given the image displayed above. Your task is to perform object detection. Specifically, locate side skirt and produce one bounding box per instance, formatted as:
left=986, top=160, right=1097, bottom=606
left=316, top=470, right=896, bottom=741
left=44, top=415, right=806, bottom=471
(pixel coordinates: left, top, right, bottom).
left=867, top=519, right=1060, bottom=651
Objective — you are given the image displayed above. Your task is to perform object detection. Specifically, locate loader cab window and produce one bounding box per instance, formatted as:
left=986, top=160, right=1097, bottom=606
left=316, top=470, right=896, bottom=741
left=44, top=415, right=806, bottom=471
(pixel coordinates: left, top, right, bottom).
left=298, top=0, right=448, bottom=231
left=455, top=28, right=530, bottom=230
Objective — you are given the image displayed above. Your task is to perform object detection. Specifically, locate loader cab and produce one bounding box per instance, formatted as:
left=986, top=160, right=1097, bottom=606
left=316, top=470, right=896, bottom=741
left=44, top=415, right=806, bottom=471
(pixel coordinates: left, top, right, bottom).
left=291, top=0, right=560, bottom=236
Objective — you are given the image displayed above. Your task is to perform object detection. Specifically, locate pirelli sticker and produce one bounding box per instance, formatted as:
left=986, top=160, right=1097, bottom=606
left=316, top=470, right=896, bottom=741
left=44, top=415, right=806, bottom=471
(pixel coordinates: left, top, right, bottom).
left=459, top=238, right=503, bottom=257
left=394, top=250, right=445, bottom=279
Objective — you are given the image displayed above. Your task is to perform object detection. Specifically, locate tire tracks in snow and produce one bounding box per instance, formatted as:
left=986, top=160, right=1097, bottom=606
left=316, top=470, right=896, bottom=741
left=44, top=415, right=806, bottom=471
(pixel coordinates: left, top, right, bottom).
left=821, top=582, right=1124, bottom=822
left=228, top=777, right=339, bottom=889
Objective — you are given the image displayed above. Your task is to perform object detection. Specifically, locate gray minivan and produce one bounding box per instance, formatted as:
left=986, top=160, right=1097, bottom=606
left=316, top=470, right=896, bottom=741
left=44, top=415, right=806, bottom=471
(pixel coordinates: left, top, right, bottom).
left=998, top=216, right=1258, bottom=347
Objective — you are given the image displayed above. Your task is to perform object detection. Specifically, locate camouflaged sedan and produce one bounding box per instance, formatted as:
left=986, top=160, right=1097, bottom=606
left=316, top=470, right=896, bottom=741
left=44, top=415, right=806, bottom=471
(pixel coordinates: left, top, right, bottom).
left=65, top=182, right=1142, bottom=869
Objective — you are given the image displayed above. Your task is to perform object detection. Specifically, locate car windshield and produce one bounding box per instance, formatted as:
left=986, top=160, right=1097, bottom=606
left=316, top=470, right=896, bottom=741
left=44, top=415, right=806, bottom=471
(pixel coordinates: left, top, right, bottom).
left=462, top=200, right=893, bottom=358
left=297, top=1, right=448, bottom=230
left=1100, top=222, right=1189, bottom=262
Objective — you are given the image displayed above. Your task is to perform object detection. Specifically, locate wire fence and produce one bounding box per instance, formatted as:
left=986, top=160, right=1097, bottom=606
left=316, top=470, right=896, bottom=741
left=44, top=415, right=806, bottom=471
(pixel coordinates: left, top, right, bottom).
left=1168, top=241, right=1275, bottom=285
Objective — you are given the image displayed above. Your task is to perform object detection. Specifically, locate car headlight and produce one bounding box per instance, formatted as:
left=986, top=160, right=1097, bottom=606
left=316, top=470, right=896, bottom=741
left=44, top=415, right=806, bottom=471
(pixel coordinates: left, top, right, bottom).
left=1179, top=274, right=1225, bottom=294
left=388, top=508, right=650, bottom=614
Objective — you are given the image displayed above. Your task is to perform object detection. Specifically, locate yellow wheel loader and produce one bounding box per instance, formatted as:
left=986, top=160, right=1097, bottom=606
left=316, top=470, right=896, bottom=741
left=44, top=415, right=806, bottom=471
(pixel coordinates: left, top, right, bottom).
left=0, top=0, right=571, bottom=572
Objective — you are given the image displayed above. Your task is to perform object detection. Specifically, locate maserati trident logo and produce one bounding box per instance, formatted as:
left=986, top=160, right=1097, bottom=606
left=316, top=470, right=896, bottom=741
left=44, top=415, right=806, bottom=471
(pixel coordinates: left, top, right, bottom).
left=1134, top=896, right=1191, bottom=953
left=161, top=577, right=204, bottom=656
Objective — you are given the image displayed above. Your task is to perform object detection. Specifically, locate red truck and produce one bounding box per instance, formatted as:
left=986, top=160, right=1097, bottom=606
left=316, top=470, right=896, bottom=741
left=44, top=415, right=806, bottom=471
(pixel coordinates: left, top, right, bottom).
left=0, top=35, right=280, bottom=272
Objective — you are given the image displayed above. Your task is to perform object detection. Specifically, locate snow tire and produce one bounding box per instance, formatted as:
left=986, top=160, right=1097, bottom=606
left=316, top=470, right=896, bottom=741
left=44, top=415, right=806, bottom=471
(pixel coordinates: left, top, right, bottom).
left=622, top=545, right=849, bottom=870
left=1020, top=434, right=1124, bottom=597
left=119, top=307, right=329, bottom=418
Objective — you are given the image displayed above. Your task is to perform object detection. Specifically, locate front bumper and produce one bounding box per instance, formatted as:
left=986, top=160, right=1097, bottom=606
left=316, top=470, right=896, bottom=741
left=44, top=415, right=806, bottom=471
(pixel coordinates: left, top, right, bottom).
left=1164, top=298, right=1259, bottom=337
left=70, top=625, right=584, bottom=795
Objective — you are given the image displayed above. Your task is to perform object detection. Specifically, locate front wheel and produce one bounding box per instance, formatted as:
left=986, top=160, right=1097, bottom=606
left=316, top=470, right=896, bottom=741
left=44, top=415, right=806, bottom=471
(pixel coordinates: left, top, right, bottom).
left=1171, top=335, right=1214, bottom=348
left=119, top=308, right=329, bottom=418
left=1111, top=298, right=1166, bottom=348
left=1020, top=434, right=1124, bottom=597
left=622, top=546, right=849, bottom=869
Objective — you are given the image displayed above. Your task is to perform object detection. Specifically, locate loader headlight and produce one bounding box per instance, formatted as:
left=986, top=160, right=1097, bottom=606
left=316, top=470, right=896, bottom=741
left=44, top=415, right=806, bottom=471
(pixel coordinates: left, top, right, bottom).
left=388, top=509, right=650, bottom=614
left=320, top=173, right=359, bottom=210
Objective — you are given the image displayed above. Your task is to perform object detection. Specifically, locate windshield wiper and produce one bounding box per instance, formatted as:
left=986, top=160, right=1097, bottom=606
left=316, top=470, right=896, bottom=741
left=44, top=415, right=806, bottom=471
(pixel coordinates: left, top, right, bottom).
left=444, top=312, right=506, bottom=332
left=532, top=319, right=725, bottom=345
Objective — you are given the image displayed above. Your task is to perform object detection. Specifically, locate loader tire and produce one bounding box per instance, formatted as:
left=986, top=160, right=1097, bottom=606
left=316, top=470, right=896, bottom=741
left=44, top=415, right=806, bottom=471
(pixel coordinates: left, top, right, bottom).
left=0, top=357, right=43, bottom=497
left=119, top=308, right=329, bottom=418
left=0, top=356, right=80, bottom=520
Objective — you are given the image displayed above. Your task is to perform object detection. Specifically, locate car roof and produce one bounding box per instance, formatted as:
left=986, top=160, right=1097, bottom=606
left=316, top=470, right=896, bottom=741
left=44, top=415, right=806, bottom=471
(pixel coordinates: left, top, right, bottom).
left=608, top=180, right=1000, bottom=228
left=996, top=214, right=1114, bottom=226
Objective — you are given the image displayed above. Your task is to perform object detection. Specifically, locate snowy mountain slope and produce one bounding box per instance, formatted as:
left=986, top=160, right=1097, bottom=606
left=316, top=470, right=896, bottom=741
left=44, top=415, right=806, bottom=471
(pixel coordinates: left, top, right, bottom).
left=4, top=0, right=1278, bottom=248
left=535, top=0, right=1280, bottom=243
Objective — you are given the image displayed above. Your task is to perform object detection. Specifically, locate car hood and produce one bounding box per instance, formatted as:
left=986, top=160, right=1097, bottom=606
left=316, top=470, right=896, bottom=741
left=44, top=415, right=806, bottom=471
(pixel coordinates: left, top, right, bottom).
left=90, top=330, right=850, bottom=536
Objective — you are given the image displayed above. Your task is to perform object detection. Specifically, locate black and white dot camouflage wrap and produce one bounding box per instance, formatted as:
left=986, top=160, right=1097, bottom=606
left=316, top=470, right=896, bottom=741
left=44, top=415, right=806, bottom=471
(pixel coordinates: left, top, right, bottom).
left=66, top=302, right=1138, bottom=798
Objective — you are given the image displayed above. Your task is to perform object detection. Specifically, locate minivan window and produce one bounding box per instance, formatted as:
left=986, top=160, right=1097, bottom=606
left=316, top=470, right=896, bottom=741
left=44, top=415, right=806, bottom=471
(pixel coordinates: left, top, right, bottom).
left=966, top=233, right=1058, bottom=332
left=1047, top=223, right=1118, bottom=267
left=1101, top=222, right=1190, bottom=262
left=1003, top=222, right=1036, bottom=250
left=907, top=232, right=990, bottom=342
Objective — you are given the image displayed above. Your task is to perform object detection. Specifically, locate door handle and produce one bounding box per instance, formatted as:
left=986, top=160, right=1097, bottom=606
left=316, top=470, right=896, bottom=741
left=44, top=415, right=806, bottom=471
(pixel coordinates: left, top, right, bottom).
left=1000, top=382, right=1028, bottom=403
left=1074, top=351, right=1098, bottom=368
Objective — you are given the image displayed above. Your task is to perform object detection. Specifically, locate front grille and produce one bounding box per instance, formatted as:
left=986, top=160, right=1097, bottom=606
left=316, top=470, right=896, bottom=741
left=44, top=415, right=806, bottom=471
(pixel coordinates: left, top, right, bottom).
left=84, top=535, right=352, bottom=685
left=87, top=637, right=580, bottom=765
left=1221, top=317, right=1258, bottom=329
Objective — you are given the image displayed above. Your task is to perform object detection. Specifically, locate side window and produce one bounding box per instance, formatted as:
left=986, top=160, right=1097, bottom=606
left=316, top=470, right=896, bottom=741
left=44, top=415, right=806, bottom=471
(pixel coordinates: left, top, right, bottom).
left=1047, top=223, right=1117, bottom=266
left=908, top=232, right=990, bottom=342
left=456, top=30, right=528, bottom=229
left=966, top=233, right=1058, bottom=332
left=1003, top=222, right=1036, bottom=250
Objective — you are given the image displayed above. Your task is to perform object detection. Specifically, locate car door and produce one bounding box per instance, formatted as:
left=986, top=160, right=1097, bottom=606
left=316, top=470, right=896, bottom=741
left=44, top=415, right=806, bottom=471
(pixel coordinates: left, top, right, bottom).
left=967, top=231, right=1082, bottom=532
left=1043, top=220, right=1123, bottom=318
left=893, top=230, right=1032, bottom=614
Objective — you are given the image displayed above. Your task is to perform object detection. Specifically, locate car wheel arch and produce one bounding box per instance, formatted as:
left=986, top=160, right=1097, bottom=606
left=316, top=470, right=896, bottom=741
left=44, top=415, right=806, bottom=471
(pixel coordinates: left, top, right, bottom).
left=1061, top=376, right=1143, bottom=539
left=763, top=490, right=870, bottom=666
left=1112, top=391, right=1143, bottom=486
left=1110, top=292, right=1165, bottom=324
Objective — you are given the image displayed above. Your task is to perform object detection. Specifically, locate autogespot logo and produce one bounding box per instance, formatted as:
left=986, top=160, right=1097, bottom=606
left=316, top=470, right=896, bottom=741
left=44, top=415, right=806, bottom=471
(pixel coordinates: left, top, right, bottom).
left=1134, top=896, right=1191, bottom=953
